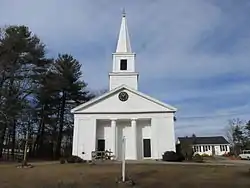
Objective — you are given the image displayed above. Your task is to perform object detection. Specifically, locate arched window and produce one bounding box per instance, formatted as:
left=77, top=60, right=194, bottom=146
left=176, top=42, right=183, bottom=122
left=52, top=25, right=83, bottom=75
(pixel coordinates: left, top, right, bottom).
left=120, top=59, right=127, bottom=70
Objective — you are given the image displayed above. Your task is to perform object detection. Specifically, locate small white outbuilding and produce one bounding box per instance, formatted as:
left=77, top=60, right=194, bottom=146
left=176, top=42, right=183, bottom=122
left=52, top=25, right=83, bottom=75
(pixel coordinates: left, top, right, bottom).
left=71, top=12, right=177, bottom=161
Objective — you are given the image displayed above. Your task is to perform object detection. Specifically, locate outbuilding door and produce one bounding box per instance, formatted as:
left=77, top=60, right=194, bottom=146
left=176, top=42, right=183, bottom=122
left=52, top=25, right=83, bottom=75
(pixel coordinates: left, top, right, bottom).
left=143, top=139, right=151, bottom=158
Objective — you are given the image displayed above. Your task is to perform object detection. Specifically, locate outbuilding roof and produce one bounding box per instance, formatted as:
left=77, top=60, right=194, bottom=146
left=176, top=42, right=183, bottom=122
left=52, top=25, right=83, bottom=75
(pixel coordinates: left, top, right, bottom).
left=178, top=136, right=229, bottom=145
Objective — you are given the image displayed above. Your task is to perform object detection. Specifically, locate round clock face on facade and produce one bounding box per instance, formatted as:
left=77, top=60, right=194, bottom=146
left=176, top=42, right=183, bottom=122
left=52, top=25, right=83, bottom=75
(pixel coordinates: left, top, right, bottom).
left=118, top=92, right=129, bottom=102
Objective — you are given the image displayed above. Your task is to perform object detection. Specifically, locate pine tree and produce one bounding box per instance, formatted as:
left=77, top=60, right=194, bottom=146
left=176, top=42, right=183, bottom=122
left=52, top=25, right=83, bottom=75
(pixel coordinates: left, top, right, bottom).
left=52, top=54, right=93, bottom=158
left=0, top=25, right=48, bottom=159
left=0, top=25, right=96, bottom=161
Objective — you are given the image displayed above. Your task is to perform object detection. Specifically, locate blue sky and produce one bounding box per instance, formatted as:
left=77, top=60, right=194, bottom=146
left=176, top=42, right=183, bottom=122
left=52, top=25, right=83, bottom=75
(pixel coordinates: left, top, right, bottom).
left=0, top=0, right=250, bottom=137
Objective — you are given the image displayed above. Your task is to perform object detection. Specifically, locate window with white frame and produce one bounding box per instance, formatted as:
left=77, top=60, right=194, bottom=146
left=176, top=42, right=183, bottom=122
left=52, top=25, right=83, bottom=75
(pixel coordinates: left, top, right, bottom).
left=203, top=145, right=210, bottom=152
left=193, top=146, right=196, bottom=152
left=193, top=145, right=202, bottom=152
left=220, top=145, right=228, bottom=151
left=203, top=146, right=206, bottom=151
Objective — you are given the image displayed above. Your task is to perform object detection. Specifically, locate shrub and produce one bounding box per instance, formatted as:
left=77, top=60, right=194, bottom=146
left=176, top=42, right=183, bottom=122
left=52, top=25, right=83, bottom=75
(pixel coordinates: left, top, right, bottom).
left=66, top=156, right=75, bottom=163
left=176, top=151, right=185, bottom=161
left=176, top=143, right=194, bottom=161
left=59, top=158, right=66, bottom=164
left=192, top=154, right=203, bottom=163
left=75, top=156, right=83, bottom=163
left=201, top=153, right=210, bottom=157
left=222, top=153, right=228, bottom=157
left=162, top=151, right=184, bottom=162
left=222, top=152, right=234, bottom=157
left=66, top=155, right=83, bottom=163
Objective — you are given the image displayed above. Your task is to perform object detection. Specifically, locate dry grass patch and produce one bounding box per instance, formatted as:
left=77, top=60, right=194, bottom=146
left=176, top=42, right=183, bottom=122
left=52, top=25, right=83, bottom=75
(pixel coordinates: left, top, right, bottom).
left=0, top=163, right=249, bottom=187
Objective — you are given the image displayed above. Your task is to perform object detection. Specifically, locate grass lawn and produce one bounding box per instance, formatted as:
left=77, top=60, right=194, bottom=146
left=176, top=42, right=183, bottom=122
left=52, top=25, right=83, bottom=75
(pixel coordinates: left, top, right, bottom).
left=0, top=162, right=250, bottom=188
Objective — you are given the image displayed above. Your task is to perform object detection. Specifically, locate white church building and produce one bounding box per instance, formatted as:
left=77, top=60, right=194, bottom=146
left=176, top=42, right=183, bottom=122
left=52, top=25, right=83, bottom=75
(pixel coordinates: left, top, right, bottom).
left=71, top=13, right=177, bottom=161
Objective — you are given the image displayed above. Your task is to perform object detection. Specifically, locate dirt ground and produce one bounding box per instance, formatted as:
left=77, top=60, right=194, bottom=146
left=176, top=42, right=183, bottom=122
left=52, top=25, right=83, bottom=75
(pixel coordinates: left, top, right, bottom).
left=0, top=162, right=250, bottom=188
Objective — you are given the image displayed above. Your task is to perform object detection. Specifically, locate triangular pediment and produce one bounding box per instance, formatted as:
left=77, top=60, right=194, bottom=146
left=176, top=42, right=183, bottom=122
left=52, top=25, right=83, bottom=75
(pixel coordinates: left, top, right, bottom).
left=71, top=85, right=177, bottom=114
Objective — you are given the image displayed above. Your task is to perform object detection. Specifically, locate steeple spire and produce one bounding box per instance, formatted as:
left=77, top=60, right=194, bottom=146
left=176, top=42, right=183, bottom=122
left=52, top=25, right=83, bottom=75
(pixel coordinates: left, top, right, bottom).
left=110, top=11, right=138, bottom=90
left=116, top=9, right=132, bottom=53
left=122, top=8, right=126, bottom=17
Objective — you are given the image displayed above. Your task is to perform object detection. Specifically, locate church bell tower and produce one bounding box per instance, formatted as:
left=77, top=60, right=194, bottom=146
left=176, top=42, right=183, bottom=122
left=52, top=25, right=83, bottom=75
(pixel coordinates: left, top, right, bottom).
left=109, top=11, right=139, bottom=91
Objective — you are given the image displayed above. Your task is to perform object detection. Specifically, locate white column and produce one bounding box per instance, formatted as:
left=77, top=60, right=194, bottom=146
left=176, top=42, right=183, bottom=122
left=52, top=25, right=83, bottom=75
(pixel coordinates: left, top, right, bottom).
left=111, top=119, right=117, bottom=159
left=72, top=117, right=79, bottom=156
left=131, top=118, right=137, bottom=160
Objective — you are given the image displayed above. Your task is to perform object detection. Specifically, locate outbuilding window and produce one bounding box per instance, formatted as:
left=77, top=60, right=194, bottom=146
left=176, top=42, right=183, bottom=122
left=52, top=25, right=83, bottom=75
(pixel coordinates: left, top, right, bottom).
left=220, top=145, right=227, bottom=151
left=203, top=145, right=211, bottom=151
left=193, top=145, right=202, bottom=152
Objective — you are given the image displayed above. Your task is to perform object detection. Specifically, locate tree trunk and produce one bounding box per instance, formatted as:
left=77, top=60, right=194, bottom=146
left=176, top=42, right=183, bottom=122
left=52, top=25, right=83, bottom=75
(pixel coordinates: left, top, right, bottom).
left=52, top=124, right=58, bottom=160
left=22, top=131, right=29, bottom=166
left=56, top=92, right=66, bottom=158
left=0, top=123, right=8, bottom=158
left=11, top=119, right=16, bottom=160
left=32, top=106, right=46, bottom=158
left=6, top=130, right=11, bottom=160
left=33, top=116, right=43, bottom=157
left=8, top=67, right=16, bottom=161
left=37, top=120, right=45, bottom=158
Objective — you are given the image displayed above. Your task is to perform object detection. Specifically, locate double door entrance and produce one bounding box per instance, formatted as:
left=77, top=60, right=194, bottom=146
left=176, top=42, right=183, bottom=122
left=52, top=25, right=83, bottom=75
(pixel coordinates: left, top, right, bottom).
left=97, top=138, right=152, bottom=159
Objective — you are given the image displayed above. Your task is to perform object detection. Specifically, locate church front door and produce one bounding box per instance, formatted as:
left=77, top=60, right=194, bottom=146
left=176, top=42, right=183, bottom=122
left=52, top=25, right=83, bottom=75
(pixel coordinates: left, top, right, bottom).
left=143, top=139, right=151, bottom=158
left=97, top=139, right=105, bottom=151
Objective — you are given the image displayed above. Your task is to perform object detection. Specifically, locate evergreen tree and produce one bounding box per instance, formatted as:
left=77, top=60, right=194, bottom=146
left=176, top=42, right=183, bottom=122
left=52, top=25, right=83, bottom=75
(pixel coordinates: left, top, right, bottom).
left=52, top=54, right=93, bottom=158
left=0, top=25, right=97, bottom=161
left=0, top=25, right=48, bottom=158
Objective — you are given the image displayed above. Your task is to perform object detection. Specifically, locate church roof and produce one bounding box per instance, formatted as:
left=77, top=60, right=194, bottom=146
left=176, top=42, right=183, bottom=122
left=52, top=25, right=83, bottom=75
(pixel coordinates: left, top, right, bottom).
left=71, top=85, right=177, bottom=113
left=115, top=11, right=132, bottom=53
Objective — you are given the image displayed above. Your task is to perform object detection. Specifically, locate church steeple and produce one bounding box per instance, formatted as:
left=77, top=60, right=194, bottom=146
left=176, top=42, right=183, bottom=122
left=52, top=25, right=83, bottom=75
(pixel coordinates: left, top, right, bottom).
left=116, top=10, right=132, bottom=53
left=109, top=11, right=138, bottom=91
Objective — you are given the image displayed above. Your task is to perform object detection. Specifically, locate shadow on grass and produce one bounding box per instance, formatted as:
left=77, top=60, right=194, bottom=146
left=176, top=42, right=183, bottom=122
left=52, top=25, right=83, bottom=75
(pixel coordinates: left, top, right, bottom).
left=133, top=169, right=158, bottom=179
left=41, top=182, right=80, bottom=188
left=237, top=169, right=250, bottom=178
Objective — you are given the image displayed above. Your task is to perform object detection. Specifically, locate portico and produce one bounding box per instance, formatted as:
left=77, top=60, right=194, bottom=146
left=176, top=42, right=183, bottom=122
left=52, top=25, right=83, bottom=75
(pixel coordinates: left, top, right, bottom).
left=96, top=118, right=151, bottom=160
